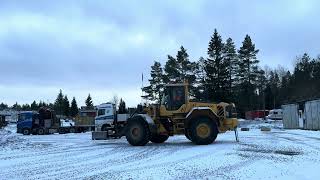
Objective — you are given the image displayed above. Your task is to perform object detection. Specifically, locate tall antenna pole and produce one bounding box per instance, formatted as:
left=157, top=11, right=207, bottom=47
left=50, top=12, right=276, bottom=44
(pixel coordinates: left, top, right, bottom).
left=141, top=73, right=144, bottom=105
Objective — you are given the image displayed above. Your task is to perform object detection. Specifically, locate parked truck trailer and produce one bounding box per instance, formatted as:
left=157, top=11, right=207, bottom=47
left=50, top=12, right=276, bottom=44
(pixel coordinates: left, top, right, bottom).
left=17, top=108, right=94, bottom=135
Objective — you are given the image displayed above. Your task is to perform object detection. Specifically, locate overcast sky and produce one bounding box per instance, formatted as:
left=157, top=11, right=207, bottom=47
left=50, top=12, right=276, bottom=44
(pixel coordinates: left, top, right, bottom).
left=0, top=0, right=319, bottom=107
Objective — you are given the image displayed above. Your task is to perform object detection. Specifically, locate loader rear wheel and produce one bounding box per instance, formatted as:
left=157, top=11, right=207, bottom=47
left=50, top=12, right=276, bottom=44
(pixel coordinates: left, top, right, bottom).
left=126, top=117, right=151, bottom=146
left=150, top=134, right=169, bottom=143
left=189, top=117, right=218, bottom=145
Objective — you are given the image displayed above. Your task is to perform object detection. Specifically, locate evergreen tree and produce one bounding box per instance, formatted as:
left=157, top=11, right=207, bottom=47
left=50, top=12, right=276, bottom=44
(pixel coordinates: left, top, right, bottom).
left=163, top=55, right=179, bottom=83
left=70, top=97, right=79, bottom=117
left=63, top=95, right=70, bottom=116
left=12, top=102, right=22, bottom=111
left=163, top=46, right=197, bottom=96
left=0, top=103, right=8, bottom=110
left=142, top=61, right=164, bottom=102
left=279, top=71, right=291, bottom=103
left=30, top=101, right=38, bottom=111
left=54, top=90, right=64, bottom=115
left=256, top=69, right=267, bottom=110
left=85, top=94, right=94, bottom=107
left=22, top=104, right=31, bottom=111
left=194, top=57, right=207, bottom=100
left=118, top=98, right=127, bottom=114
left=204, top=29, right=229, bottom=102
left=236, top=35, right=260, bottom=114
left=222, top=37, right=238, bottom=101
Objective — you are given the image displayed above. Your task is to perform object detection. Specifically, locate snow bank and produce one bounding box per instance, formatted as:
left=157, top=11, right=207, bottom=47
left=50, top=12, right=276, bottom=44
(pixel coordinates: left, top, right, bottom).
left=239, top=119, right=283, bottom=129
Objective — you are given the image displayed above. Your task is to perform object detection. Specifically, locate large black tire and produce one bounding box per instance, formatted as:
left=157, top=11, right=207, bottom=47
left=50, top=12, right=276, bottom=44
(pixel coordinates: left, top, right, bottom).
left=69, top=127, right=76, bottom=133
left=58, top=128, right=65, bottom=134
left=189, top=117, right=218, bottom=145
left=125, top=117, right=151, bottom=146
left=22, top=128, right=31, bottom=135
left=37, top=128, right=45, bottom=135
left=150, top=134, right=169, bottom=143
left=184, top=129, right=192, bottom=141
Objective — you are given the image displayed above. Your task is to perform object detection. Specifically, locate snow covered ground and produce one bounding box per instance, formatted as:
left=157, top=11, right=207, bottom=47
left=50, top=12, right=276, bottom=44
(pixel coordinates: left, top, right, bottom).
left=1, top=123, right=320, bottom=180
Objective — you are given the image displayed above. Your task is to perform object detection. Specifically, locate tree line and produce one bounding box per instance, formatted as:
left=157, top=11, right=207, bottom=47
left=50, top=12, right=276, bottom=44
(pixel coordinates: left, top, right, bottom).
left=0, top=90, right=90, bottom=118
left=142, top=29, right=320, bottom=117
left=0, top=90, right=129, bottom=117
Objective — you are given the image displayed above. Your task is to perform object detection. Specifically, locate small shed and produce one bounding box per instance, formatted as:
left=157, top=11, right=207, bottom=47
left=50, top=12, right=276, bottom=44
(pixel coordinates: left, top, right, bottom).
left=282, top=104, right=299, bottom=129
left=304, top=99, right=320, bottom=130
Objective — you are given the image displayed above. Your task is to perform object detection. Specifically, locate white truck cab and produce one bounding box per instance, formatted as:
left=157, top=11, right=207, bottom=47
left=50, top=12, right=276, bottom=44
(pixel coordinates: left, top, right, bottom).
left=95, top=103, right=115, bottom=131
left=266, top=109, right=283, bottom=120
left=95, top=103, right=130, bottom=131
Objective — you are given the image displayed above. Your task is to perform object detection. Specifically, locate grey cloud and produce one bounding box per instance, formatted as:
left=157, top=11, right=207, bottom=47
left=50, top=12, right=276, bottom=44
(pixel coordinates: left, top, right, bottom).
left=0, top=0, right=319, bottom=105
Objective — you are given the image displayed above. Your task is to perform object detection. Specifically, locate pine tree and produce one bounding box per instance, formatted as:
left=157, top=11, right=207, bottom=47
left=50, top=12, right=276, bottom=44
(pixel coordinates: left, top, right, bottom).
left=164, top=55, right=180, bottom=83
left=30, top=101, right=38, bottom=111
left=194, top=57, right=207, bottom=100
left=0, top=103, right=8, bottom=110
left=54, top=90, right=64, bottom=115
left=163, top=46, right=198, bottom=97
left=12, top=102, right=22, bottom=111
left=22, top=104, right=31, bottom=111
left=70, top=97, right=79, bottom=117
left=142, top=61, right=164, bottom=102
left=236, top=35, right=260, bottom=113
left=279, top=71, right=291, bottom=103
left=118, top=98, right=127, bottom=114
left=85, top=94, right=94, bottom=108
left=204, top=29, right=229, bottom=102
left=63, top=95, right=70, bottom=116
left=222, top=38, right=238, bottom=101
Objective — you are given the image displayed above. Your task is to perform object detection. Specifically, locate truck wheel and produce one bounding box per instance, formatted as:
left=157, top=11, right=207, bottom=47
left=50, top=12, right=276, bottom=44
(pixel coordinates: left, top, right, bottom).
left=125, top=117, right=151, bottom=146
left=189, top=117, right=218, bottom=145
left=150, top=134, right=169, bottom=143
left=184, top=129, right=192, bottom=141
left=69, top=128, right=76, bottom=133
left=37, top=128, right=45, bottom=135
left=22, top=128, right=31, bottom=135
left=58, top=128, right=65, bottom=134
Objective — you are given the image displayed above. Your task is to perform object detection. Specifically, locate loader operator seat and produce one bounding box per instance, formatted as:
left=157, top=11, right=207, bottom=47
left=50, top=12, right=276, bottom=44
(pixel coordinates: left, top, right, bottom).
left=162, top=86, right=185, bottom=111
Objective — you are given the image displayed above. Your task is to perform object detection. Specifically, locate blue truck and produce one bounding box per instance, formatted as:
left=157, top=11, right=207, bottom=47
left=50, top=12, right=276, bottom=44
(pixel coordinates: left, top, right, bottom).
left=17, top=108, right=78, bottom=135
left=0, top=115, right=8, bottom=128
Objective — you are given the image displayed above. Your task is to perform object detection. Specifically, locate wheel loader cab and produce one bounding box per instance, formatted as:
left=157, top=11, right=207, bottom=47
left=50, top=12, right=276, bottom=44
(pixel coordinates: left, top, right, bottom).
left=161, top=83, right=189, bottom=111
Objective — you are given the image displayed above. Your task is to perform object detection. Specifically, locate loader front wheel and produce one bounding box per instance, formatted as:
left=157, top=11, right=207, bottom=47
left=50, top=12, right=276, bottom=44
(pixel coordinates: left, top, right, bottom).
left=125, top=117, right=151, bottom=146
left=184, top=129, right=192, bottom=141
left=190, top=117, right=218, bottom=145
left=150, top=134, right=169, bottom=143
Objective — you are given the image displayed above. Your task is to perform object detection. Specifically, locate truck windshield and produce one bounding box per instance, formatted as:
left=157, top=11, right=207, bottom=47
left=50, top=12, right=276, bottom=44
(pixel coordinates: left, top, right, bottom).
left=18, top=113, right=32, bottom=121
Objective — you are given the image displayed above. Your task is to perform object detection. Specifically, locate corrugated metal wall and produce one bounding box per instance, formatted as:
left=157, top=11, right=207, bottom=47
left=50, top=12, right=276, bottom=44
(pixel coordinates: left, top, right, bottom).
left=304, top=99, right=320, bottom=130
left=282, top=104, right=299, bottom=129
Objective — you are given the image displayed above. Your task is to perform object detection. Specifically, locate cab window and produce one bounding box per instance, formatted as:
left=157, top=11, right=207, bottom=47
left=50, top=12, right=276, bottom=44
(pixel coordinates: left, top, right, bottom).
left=161, top=86, right=185, bottom=111
left=98, top=109, right=105, bottom=116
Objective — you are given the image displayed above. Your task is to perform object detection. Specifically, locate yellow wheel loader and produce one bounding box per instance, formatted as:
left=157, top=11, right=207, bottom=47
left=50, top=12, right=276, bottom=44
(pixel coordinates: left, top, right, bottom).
left=92, top=82, right=238, bottom=145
